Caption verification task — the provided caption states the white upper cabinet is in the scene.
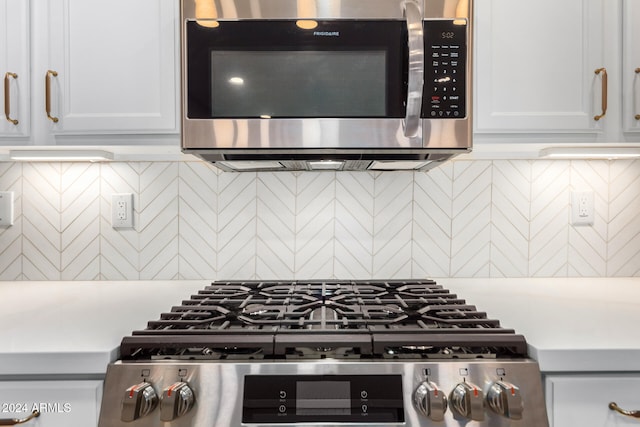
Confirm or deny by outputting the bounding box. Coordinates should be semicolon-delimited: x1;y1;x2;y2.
474;0;639;143
475;0;605;133
35;0;179;136
0;0;30;139
623;0;640;133
2;0;179;145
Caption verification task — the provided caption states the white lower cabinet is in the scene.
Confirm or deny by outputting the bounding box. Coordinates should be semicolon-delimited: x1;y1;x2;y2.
0;380;102;427
545;375;640;427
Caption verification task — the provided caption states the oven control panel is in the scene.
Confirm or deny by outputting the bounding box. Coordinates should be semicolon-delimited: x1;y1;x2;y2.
242;375;403;423
422;19;468;119
97;360;548;427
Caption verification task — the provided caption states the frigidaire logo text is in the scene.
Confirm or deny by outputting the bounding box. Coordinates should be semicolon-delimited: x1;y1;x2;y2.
313;31;340;37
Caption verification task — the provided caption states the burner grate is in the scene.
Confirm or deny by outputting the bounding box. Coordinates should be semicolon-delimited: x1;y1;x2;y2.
120;280;529;360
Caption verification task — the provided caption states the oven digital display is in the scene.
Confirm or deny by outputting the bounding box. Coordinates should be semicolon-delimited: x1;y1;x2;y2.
242;375;404;423
296;381;351;415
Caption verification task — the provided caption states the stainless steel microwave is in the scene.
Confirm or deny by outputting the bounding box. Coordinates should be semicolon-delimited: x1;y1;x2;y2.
180;0;472;171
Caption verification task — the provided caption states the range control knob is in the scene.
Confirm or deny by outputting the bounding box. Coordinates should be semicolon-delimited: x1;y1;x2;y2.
450;381;484;421
487;380;523;420
121;382;158;422
160;382;196;421
414;381;447;421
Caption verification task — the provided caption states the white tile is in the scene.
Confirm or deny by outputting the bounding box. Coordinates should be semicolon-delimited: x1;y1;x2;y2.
22;163;62;280
178;162;217;279
61;163;100;280
413;165;453;278
99;233;139;280
568;160;608;276
218;172;257;279
374;172;413;278
608;160;640;276
0;163;22;280
4;158;640;280
295;172;335;279
490;160;531;277
138;162;179;279
529;161;570;276
451;161;492;277
335;172;374;279
256;172;296;279
100;162;140;279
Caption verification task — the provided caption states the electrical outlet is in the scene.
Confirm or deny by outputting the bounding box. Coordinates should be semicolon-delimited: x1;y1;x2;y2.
111;193;134;229
571;190;594;226
0;192;14;227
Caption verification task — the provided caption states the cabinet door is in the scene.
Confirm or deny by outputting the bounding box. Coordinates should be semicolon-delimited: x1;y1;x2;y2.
0;0;29;139
33;0;178;137
475;0;606;133
545;375;640;427
623;0;640;134
0;380;102;427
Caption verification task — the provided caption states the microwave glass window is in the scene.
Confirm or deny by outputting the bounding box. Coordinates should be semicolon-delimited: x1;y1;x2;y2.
210;51;386;118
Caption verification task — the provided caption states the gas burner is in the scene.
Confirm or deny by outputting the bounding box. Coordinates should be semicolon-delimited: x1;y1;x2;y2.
150;346;266;361
120;280;528;360
383;345;497;359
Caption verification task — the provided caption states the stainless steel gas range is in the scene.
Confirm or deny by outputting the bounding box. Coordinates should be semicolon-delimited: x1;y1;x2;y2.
97;280;549;427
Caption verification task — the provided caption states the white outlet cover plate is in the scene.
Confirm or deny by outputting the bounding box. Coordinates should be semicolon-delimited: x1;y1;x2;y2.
0;192;14;226
111;193;134;229
571;190;594;226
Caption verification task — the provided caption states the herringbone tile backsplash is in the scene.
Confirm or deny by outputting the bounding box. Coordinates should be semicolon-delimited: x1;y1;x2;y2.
1;159;639;280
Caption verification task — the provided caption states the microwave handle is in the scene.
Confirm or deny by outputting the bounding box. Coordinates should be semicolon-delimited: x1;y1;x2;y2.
403;0;424;138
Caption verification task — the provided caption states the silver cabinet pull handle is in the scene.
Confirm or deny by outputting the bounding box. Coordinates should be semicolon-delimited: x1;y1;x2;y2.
403;0;424;138
0;410;40;425
635;68;640;120
4;72;19;125
45;69;59;123
594;67;608;121
609;402;640;419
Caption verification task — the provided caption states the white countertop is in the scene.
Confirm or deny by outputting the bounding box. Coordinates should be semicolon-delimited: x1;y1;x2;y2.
1;278;639;377
439;278;640;373
0;281;205;376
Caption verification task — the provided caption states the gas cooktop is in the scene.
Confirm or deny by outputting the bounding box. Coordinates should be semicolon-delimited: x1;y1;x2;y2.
99;279;548;427
120;279;527;360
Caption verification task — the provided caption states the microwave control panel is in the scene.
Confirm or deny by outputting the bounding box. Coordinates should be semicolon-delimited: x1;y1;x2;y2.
422;19;468;119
